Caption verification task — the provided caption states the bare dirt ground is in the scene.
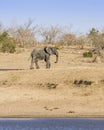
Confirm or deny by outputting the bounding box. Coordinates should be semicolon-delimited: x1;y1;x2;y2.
0;46;104;118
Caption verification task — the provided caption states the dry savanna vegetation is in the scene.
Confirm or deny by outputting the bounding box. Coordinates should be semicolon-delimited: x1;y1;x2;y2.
0;20;104;118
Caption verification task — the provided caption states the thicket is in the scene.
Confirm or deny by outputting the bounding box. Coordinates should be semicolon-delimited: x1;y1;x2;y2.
0;32;16;53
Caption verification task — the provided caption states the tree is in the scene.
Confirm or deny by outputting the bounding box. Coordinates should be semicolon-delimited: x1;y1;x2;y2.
0;32;16;53
87;28;99;47
39;25;62;44
87;28;104;49
7;19;37;47
58;33;76;46
0;22;4;34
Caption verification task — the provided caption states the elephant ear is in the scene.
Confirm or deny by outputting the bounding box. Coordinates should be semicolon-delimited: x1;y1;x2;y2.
44;47;52;55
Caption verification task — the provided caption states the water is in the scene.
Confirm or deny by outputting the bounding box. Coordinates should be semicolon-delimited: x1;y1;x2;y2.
0;118;104;130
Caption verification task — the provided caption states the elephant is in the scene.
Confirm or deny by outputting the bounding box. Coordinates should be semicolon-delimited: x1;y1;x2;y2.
30;46;59;69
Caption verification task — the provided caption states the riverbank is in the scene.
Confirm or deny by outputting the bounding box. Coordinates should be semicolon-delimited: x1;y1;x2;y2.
0;68;104;118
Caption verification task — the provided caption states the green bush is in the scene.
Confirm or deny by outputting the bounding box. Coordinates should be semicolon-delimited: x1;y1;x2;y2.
1;41;16;53
83;51;93;58
0;32;16;53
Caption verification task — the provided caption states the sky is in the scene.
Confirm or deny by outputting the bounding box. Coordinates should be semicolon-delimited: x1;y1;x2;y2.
0;0;104;34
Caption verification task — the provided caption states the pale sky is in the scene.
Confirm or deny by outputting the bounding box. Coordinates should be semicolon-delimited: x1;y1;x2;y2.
0;0;104;34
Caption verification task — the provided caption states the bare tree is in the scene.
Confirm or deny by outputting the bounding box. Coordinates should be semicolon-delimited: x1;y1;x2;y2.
16;19;38;47
39;25;62;44
58;33;76;46
7;19;38;47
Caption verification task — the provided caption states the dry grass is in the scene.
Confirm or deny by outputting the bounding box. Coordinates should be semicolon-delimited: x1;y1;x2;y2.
0;47;104;118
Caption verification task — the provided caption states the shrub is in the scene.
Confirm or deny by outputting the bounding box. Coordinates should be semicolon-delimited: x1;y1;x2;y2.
1;41;16;53
0;32;16;53
83;51;93;58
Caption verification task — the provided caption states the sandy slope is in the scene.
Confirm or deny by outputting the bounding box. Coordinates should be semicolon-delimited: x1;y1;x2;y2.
0;47;104;118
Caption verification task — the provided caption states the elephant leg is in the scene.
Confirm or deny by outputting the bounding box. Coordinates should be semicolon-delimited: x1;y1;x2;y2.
45;54;51;69
35;59;40;69
46;60;51;69
30;58;34;69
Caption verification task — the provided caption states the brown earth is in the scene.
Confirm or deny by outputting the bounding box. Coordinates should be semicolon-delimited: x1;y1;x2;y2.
0;47;104;118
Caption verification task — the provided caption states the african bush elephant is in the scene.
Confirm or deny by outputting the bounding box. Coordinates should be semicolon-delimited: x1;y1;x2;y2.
30;46;59;69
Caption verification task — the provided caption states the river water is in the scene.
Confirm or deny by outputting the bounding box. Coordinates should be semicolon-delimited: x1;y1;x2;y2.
0;118;104;130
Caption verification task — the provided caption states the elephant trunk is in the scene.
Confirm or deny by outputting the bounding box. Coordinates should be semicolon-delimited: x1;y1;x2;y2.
55;51;58;63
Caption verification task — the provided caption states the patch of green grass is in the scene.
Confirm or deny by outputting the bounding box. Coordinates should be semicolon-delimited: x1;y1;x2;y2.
83;51;93;58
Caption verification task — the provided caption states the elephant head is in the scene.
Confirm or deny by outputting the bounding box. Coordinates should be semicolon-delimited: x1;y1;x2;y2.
44;47;59;63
